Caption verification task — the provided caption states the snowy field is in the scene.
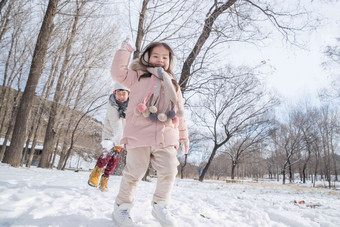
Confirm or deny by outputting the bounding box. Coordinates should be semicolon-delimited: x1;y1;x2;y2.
0;163;339;227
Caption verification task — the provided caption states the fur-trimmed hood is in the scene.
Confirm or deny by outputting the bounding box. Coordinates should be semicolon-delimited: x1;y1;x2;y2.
129;59;147;72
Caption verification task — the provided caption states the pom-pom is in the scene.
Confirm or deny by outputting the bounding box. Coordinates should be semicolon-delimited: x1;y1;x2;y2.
142;108;150;117
137;103;147;113
149;106;157;113
167;110;176;119
176;109;184;117
149;113;158;122
158;113;167;122
134;107;141;116
172;116;179;124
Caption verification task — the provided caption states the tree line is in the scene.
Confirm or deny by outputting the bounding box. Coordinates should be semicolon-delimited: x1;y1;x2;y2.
185;102;339;188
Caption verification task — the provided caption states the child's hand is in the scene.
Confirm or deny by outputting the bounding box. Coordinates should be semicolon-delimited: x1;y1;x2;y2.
177;140;189;155
101;140;114;151
177;143;185;156
121;37;135;52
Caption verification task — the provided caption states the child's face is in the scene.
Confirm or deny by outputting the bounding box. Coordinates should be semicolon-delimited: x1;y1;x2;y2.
149;45;170;70
114;90;129;103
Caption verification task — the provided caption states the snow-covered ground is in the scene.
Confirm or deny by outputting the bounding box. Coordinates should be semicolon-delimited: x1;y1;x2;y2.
0;163;339;227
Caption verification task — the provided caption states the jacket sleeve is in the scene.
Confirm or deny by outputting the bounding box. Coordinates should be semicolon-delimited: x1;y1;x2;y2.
177;88;190;154
102;103;122;145
111;48;137;88
109;107;124;146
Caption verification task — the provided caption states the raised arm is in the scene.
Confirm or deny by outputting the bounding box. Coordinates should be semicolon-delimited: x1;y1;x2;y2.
111;42;136;88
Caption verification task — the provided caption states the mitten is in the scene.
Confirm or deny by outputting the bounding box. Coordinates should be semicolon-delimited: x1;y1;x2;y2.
177;140;189;155
121;37;135;52
101;140;114;151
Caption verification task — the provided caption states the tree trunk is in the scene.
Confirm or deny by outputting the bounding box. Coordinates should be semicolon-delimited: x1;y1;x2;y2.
330;141;338;181
57;69;91;170
2;0;59;167
39;3;80;168
0;118;14;161
302;150;311;184
0;91;20;161
49;136;60;169
20;136;30;166
302;163;307;184
20;113;39;166
179;0;237;94
282;168;286;184
133;0;149;60
231;160;237;180
26;109;45;168
199;146;218;182
288;160;293;183
180;154;187;179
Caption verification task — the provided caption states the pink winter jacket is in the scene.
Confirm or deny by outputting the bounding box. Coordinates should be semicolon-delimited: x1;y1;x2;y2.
111;48;189;154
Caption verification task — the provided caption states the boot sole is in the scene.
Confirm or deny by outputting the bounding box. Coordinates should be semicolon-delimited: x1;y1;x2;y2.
88;181;98;187
152;210;176;227
112;213;136;227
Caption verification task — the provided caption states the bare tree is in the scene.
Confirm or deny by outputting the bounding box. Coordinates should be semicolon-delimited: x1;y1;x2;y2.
25;57;61;168
179;0;237;93
61;96;106;170
225;118;270;180
0;1;34;136
0;91;20;161
33;0;118;169
178;0;310;94
296;107;320;183
318;105;339;187
189;65;277;182
39;1;86;168
272;119;304;184
2;0;60;167
132;0;150;59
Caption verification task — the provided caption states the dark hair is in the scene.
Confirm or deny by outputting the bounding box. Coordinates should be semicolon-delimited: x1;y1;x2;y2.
115;89;129;93
138;42;179;91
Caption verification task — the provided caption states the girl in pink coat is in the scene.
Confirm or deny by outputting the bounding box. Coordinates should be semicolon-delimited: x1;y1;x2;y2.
111;41;189;227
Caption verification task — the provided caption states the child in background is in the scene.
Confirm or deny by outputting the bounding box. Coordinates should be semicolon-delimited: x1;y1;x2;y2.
88;84;130;191
110;40;189;227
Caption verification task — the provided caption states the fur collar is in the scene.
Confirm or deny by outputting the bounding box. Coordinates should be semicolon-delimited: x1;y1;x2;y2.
129;59;147;72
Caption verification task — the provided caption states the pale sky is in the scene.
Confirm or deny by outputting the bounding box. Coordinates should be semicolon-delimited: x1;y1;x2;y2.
225;0;340;104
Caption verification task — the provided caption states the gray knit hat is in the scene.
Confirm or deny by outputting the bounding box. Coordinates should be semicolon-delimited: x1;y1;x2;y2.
113;83;130;93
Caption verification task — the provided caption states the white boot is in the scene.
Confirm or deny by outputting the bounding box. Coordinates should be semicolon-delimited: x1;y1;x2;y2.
152;201;178;227
112;202;135;227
